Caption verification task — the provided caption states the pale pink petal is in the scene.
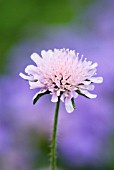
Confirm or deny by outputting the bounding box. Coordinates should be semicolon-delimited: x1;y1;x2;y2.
19;73;33;81
30;53;42;65
80;89;97;98
41;50;53;58
60;93;65;102
90;62;98;69
25;65;37;75
79;84;94;91
82;80;91;85
29;81;44;89
56;90;60;96
60;92;69;102
65;97;74;113
88;68;97;76
87;84;95;90
70;91;78;98
90;77;103;83
51;93;58;102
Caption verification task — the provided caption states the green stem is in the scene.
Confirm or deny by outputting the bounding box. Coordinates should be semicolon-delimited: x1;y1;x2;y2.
51;96;60;170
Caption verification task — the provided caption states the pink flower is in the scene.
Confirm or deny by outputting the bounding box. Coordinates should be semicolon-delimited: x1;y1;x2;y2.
19;48;103;113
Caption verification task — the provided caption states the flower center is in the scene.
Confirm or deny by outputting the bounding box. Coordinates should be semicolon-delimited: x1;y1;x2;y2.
50;74;73;92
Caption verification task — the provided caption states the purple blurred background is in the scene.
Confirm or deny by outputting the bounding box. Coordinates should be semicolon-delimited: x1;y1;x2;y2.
0;0;114;170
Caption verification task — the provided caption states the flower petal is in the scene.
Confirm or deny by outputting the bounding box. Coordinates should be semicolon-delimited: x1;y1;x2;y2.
19;72;33;81
80;90;97;98
51;93;58;102
60;92;69;102
90;62;98;69
88;68;97;76
31;53;42;65
82;80;91;85
70;91;78;98
60;93;65;102
79;84;95;91
90;77;103;83
41;50;53;58
25;65;37;75
65;97;74;113
29;81;44;89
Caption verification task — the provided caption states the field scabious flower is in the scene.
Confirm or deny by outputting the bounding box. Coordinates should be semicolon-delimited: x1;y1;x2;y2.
19;48;103;113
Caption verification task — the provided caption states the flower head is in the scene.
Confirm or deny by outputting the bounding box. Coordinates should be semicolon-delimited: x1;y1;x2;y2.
19;48;103;113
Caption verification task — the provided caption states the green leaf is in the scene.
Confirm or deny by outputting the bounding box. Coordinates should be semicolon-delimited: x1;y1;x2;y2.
71;98;76;109
76;90;90;99
33;91;50;105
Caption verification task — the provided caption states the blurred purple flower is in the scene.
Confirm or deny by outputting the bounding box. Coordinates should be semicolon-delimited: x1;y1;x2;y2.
0;73;112;168
58;96;112;167
0;76;54;133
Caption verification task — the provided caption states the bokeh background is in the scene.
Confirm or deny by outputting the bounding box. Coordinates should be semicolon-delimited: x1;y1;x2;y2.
0;0;114;170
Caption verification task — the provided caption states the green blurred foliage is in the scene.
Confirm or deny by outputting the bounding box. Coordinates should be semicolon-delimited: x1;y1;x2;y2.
0;0;73;73
0;0;95;74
